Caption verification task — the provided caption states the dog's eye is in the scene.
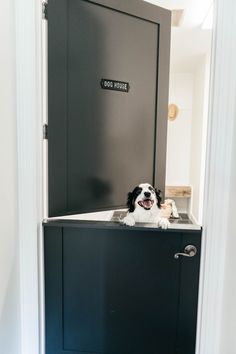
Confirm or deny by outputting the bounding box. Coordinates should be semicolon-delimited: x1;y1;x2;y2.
148;186;155;193
133;187;142;196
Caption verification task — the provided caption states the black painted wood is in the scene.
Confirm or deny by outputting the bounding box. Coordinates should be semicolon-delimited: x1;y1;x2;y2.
47;0;171;217
176;232;202;354
44;222;202;354
44;226;64;353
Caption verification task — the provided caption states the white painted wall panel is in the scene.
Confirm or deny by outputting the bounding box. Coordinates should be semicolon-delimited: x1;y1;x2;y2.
0;0;21;353
166;73;193;186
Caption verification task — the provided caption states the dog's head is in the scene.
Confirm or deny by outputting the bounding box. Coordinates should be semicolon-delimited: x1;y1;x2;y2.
126;183;162;212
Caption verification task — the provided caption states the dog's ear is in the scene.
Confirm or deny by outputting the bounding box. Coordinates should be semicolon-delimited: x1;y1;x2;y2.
127;186;142;212
155;188;162;209
127;191;135;212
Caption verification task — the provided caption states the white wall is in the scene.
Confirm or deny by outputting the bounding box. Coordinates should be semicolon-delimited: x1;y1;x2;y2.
0;0;21;353
189;61;205;222
166;55;210;221
166;73;193;186
189;54;210;224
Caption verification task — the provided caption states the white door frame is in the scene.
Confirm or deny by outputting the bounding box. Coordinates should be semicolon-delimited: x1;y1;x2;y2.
15;0;236;353
196;1;236;353
15;0;44;353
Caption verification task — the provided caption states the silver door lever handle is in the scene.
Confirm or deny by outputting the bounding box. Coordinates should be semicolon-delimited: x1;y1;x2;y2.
174;245;197;259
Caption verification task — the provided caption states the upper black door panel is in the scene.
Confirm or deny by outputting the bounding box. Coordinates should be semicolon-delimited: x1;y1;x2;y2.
47;0;171;216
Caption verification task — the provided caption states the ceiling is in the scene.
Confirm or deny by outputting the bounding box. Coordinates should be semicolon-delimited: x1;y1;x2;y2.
144;0;213;72
143;0;213;27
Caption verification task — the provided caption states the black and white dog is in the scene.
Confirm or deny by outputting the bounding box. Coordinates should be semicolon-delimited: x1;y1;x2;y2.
122;183;170;229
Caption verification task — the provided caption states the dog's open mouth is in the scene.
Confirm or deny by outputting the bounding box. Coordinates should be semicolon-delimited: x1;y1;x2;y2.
138;199;154;209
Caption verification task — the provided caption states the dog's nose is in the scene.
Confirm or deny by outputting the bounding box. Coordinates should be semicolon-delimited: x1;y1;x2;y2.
144;192;151;198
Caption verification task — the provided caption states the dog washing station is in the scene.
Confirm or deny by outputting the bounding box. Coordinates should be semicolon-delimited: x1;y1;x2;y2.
43;1;202;354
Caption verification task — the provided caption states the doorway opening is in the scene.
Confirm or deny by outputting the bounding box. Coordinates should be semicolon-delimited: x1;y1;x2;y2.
146;0;213;226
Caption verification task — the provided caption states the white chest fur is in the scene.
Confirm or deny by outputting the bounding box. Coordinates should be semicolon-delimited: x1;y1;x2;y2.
132;204;161;223
122;205;169;229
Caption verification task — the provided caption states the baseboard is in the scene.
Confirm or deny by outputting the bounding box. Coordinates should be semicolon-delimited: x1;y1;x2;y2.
189;212;200;226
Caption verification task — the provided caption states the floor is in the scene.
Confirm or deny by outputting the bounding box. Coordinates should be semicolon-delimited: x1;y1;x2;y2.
111;211;193;224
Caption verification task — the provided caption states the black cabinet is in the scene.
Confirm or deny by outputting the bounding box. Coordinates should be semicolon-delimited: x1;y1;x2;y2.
44;221;201;354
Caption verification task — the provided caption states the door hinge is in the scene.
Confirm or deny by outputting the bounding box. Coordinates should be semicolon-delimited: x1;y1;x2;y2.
42;1;48;20
43;124;48;139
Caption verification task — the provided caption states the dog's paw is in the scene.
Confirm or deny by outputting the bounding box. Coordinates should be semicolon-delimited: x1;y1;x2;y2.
158;217;170;229
122;215;135;227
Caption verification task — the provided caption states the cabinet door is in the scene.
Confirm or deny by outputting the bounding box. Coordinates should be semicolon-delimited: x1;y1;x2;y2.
47;0;171;217
44;223;201;354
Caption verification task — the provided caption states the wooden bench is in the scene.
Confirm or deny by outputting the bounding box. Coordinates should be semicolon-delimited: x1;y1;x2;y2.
165;186;192;198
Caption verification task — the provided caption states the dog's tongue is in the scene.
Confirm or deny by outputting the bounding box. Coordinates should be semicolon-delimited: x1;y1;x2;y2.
143;199;152;208
139;199;153;209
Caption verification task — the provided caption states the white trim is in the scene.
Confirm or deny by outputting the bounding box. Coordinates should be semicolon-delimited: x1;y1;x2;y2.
198;51;211;226
15;0;236;353
40;16;48;354
189;212;199;227
196;0;236;353
15;0;43;353
42;12;49;220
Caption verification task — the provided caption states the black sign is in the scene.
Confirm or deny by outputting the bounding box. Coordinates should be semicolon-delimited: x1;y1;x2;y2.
100;79;130;93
